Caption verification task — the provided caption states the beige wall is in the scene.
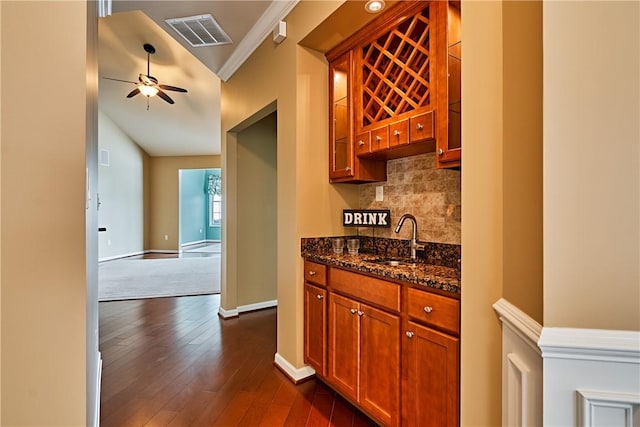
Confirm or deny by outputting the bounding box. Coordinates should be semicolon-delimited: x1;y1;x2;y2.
148;155;220;251
543;1;640;330
237;112;278;306
460;1;504;425
221;0;359;366
502;0;543;323
1;1;89;424
0;1;3;420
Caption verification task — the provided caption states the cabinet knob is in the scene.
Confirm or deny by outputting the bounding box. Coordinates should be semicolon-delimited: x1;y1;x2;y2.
406;331;414;338
316;294;324;300
358;140;365;146
393;130;401;137
416;123;424;130
345;166;351;172
375;136;382;142
423;306;434;314
350;308;357;314
357;310;364;317
308;271;316;276
438;148;444;156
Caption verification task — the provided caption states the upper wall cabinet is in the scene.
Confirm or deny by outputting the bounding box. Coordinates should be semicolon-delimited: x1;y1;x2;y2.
326;0;461;182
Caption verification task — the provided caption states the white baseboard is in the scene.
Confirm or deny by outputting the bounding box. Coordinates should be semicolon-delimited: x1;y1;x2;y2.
99;251;145;262
218;300;277;319
274;352;316;383
218;306;239;319
92;352;102;427
239;299;277;313
146;249;179;254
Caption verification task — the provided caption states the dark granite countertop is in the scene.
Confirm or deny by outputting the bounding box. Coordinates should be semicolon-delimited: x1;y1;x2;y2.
302;250;461;295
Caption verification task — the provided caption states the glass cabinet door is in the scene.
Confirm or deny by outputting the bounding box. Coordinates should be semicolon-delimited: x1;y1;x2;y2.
329;52;354;179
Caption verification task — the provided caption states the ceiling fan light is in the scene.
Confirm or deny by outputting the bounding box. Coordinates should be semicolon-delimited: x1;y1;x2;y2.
139;85;158;97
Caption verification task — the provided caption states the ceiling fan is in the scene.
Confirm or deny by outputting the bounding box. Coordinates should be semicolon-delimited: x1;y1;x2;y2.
104;43;188;110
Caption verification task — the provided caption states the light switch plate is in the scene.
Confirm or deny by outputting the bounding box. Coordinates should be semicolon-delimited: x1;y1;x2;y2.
375;186;384;201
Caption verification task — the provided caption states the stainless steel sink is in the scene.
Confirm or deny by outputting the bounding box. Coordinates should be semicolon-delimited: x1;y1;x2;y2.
370;258;416;267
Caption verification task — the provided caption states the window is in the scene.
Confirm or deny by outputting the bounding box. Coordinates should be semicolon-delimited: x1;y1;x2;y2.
209;193;221;226
207;174;222;226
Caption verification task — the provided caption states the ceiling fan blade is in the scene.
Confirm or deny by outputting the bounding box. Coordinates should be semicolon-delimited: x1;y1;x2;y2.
126;88;141;98
103;77;137;84
156;89;175;104
159;84;188;93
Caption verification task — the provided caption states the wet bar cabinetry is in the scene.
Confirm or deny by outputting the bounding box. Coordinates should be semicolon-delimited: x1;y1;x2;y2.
303;260;460;426
326;1;462;183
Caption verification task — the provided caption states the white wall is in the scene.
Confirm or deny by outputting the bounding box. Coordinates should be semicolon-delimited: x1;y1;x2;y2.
98;110;146;260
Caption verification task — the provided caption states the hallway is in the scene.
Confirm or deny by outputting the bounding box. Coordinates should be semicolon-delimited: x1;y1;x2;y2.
99;295;377;426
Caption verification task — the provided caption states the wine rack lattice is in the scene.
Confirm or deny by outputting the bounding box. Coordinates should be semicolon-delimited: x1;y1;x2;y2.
361;5;431;127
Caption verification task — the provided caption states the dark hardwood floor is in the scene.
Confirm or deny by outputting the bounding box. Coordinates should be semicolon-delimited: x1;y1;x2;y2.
99;294;377;426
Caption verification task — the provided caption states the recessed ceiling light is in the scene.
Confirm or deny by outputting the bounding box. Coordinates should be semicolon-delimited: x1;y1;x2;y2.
365;0;386;13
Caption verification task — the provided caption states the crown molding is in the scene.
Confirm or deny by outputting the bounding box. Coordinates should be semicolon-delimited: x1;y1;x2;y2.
217;0;300;81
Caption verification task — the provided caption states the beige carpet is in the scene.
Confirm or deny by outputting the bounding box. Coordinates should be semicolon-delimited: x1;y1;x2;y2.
99;255;220;301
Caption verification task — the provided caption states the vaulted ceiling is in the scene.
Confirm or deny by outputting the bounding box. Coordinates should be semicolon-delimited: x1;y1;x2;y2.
98;1;297;156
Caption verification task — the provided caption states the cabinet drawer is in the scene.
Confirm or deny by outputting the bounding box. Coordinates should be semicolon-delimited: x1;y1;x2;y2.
355;131;370;156
409;110;435;143
305;261;327;287
370;126;389;152
389;119;409;147
407;288;459;335
330;268;400;312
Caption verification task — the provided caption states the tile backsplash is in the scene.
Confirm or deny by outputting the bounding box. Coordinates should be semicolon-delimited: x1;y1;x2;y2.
357;152;461;245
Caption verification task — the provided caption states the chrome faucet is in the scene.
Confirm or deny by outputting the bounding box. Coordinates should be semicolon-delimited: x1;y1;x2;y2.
394;213;426;262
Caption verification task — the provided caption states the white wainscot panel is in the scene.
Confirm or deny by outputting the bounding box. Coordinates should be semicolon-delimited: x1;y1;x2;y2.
578;390;640;427
539;328;640;427
494;298;543;427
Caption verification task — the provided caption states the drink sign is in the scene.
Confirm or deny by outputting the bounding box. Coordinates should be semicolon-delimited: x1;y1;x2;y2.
343;209;391;228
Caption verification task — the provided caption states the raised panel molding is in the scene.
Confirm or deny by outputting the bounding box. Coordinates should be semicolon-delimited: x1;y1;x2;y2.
577;390;640;427
506;353;530;426
493;298;543;427
539;327;640;426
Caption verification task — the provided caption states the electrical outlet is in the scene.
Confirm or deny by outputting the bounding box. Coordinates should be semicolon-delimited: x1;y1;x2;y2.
164;235;169;241
199;228;203;233
375;186;384;202
107;239;111;246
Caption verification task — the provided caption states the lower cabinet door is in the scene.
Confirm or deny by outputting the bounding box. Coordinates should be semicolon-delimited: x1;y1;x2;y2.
404;321;459;427
328;292;359;400
360;303;401;426
304;283;326;376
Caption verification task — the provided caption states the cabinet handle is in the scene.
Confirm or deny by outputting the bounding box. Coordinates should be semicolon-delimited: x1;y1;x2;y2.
406;331;414;338
357;310;364;317
393;130;401;136
375;136;382;142
308;271;316;276
358;140;365;146
423;306;434;314
350;308;357;314
438;148;444;156
416;123;423;130
316;294;324;300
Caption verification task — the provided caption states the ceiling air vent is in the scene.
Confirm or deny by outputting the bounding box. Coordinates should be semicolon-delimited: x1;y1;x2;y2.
165;14;232;47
